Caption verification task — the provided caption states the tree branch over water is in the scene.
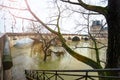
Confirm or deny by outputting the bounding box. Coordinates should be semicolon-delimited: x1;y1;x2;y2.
24;0;103;69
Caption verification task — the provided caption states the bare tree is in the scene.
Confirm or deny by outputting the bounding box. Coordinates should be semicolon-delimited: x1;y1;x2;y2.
23;0;103;70
60;0;120;76
72;10;107;66
0;0;113;76
27;21;60;61
0;0;105;69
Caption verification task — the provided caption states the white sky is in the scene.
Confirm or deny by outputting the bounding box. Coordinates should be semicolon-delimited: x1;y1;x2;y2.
0;0;107;34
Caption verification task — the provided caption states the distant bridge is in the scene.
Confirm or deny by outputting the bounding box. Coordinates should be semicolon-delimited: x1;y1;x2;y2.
6;32;89;47
6;33;88;40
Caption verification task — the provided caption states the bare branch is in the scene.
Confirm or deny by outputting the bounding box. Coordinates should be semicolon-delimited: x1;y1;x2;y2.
60;0;80;5
70;9;99;15
75;46;95;50
78;0;107;16
9;11;38;22
75;45;107;50
56;1;61;33
98;46;107;49
61;0;107;16
0;5;27;10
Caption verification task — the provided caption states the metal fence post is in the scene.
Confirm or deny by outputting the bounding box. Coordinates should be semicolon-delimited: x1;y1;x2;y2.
43;71;45;80
36;71;39;80
85;71;88;80
55;71;58;80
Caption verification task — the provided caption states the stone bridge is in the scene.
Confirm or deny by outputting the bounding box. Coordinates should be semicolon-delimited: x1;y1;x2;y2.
6;33;86;47
6;33;83;41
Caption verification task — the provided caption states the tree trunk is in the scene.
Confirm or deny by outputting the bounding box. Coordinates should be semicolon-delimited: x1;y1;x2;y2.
105;0;120;76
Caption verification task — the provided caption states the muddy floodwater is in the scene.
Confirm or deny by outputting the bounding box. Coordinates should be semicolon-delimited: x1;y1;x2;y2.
11;40;106;80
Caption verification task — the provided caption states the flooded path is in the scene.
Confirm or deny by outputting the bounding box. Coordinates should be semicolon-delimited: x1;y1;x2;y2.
11;47;39;80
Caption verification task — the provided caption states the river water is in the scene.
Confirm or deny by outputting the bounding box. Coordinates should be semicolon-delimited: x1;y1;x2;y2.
11;39;107;80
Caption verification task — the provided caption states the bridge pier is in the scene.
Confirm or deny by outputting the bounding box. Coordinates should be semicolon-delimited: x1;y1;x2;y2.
0;34;13;80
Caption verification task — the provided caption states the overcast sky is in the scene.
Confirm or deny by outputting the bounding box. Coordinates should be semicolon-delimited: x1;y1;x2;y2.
0;0;107;34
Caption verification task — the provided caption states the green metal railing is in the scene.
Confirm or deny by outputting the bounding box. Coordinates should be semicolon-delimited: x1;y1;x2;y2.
25;68;120;80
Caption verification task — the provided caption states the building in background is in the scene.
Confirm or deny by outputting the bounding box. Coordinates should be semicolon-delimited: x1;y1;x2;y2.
90;20;108;39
